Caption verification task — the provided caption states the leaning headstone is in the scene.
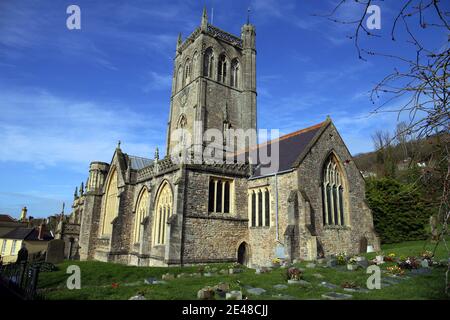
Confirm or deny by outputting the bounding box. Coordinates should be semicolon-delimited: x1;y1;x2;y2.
247;288;266;296
45;239;65;264
321;292;353;300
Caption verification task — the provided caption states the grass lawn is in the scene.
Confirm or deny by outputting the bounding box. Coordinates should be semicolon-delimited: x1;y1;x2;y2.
37;239;449;300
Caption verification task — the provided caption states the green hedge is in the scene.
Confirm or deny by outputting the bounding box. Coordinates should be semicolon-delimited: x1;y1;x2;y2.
366;178;430;244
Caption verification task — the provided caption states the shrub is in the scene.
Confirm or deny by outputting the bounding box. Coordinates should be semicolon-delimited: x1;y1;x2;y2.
366;178;430;244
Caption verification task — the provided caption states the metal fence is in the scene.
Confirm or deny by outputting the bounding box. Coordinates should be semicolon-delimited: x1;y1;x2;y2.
0;262;40;300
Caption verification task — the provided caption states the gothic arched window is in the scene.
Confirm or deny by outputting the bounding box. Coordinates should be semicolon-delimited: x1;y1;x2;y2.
152;182;173;245
203;48;214;78
133;187;149;244
217;54;227;83
230;59;239;88
184;59;191;85
100;168;118;236
322;154;346;226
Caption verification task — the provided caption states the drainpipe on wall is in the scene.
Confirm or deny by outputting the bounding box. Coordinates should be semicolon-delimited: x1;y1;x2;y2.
275;173;279;242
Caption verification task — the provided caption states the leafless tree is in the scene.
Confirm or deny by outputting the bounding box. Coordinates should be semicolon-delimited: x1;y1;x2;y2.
396;121;410;159
316;0;449;295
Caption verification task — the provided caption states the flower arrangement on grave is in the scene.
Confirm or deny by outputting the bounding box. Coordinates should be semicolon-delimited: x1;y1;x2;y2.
111;282;119;289
387;265;405;276
421;250;433;261
341;281;358;289
286;267;303;281
384;252;396;262
398;256;420;270
336;252;347;265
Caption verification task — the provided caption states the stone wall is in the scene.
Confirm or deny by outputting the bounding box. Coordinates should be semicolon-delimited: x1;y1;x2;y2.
247;172;296;267
297;122;380;256
180;168;249;263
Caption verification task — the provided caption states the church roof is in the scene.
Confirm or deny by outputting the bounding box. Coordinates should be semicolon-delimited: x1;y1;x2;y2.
128;155;153;170
250;120;329;178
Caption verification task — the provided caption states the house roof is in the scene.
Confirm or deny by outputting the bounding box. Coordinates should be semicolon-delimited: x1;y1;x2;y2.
0;214;17;223
1;227;53;241
250;120;329;178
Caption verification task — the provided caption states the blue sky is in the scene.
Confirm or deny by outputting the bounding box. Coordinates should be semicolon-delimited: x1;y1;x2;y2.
0;0;447;218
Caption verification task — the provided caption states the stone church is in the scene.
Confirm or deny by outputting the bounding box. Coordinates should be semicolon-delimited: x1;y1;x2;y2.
67;9;380;267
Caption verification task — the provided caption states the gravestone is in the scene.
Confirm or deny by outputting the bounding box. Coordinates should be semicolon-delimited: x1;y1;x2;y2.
274;284;288;290
320;281;338;289
247;287;266;296
45;239;65;264
322;292;353;300
226;291;242;300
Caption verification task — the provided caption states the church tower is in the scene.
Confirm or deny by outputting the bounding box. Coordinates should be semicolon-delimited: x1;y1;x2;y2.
165;8;257;160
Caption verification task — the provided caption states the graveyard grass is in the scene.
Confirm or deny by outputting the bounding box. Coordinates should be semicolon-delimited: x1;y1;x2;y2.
37;239;450;300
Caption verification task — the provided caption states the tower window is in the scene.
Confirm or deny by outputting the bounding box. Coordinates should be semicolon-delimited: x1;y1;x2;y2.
184;59;191;85
217;54;227;83
248;187;271;227
203;48;214;78
322;154;346;226
208;177;233;214
231;59;239;88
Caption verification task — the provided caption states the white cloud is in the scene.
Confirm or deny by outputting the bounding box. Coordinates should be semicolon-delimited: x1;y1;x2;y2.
0;88;165;170
143;71;173;92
